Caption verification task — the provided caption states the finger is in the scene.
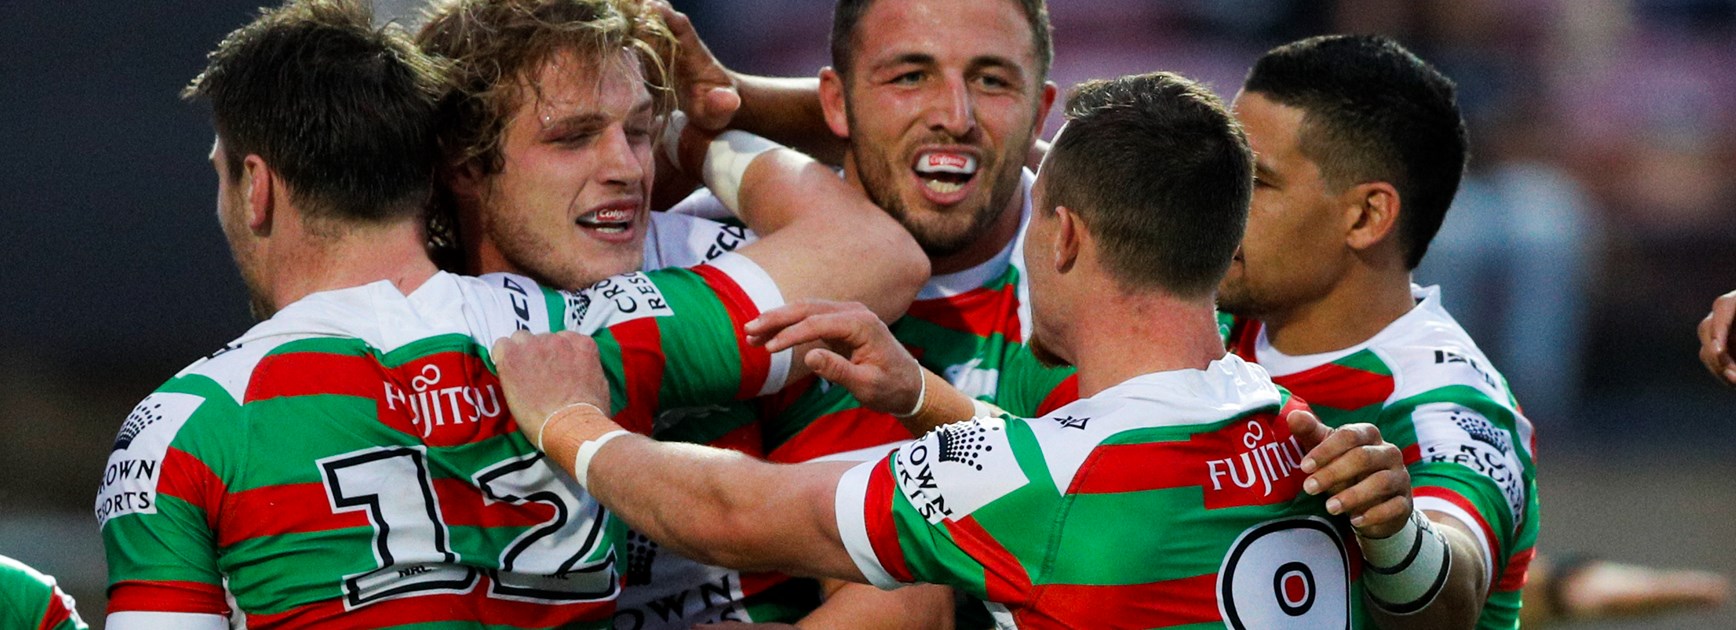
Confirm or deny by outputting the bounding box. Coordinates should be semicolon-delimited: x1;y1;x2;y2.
744;300;848;338
760;310;879;354
1300;423;1382;487
1286;409;1332;461
804;348;875;387
1348;495;1414;537
1327;468;1409;517
1309;442;1399;497
696;85;742;130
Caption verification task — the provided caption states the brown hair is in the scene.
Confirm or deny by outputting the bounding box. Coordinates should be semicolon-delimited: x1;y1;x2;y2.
829;0;1053;80
184;0;447;224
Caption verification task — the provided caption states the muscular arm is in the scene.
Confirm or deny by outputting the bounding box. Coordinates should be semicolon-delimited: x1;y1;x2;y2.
1366;513;1488;630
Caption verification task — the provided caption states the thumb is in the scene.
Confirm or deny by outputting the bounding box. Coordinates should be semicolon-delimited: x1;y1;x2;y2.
694;87;742;131
1287;409;1332;452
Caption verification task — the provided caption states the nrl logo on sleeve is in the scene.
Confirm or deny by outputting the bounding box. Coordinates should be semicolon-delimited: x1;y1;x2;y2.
561;290;592;330
97;392;204;527
895;418;1027;524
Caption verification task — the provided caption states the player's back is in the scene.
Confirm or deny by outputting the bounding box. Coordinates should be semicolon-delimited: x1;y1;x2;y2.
838;355;1364;629
100;273;620;629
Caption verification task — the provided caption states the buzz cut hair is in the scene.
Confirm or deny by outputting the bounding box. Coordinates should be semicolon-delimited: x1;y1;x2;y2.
828;0;1053;80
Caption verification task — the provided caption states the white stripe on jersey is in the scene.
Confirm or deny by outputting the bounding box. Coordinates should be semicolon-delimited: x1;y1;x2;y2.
1415;496;1496;591
706;252;792;396
107;612;229;630
834;459;901;590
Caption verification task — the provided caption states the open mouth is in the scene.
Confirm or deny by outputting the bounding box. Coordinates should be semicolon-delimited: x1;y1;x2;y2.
576;206;636;235
912;150;978;197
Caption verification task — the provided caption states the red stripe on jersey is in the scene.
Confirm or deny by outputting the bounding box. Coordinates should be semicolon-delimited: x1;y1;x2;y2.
1226;317;1261;358
1415;486;1503;561
691;263;772;399
243;574;610;629
767;408;911;464
1034;375;1080;416
217;481;368;547
432;478;553;529
107;580;229;616
38;585;73;630
1401;443;1422;465
1271;363;1394;412
248;350;517;448
1026;573;1221;628
245;351;379;402
864;459;914;583
738;571;790;599
1068;410;1308;510
608;318;665;435
904;283;1023;342
943;516;1033;604
1495;546;1536;592
157;447;226;530
703;419;765;456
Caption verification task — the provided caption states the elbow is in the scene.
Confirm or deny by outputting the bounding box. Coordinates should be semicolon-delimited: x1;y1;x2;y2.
853;211;930;321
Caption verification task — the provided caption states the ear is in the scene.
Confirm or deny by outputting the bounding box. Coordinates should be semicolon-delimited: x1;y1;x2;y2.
1032;81;1059;138
1343;181;1401;252
819;67;851;140
1052;204;1082;274
445;159;486;206
242;154;274;235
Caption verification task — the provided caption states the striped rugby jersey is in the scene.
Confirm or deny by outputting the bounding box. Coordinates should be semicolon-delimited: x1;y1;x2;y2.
97;255;789;629
836;355;1364;629
1228;285;1539;629
0;555;87;630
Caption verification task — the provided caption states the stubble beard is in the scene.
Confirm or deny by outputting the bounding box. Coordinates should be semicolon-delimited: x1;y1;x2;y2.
849;111;1033;259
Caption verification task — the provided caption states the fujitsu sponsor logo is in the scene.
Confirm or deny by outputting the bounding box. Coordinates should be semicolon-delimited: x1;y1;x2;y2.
383;363;505;438
1205;416;1307;504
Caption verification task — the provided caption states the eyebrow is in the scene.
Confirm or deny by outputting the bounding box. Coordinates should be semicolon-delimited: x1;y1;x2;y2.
541;98;656;133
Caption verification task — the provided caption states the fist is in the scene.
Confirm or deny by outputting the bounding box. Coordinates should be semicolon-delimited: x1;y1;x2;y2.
491;331;612;446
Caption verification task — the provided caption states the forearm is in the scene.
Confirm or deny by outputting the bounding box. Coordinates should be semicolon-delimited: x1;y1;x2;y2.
541;413;859;579
1368;513;1488;629
896;369;982;436
799;579;955;630
731;73;845;166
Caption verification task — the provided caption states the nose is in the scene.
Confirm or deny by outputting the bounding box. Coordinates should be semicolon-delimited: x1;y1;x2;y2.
598;126;644;188
925;75;977;139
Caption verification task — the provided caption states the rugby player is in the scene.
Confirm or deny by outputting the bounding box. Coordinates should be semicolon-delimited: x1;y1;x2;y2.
96;0;923;627
1218;35;1534;628
0;555;86;629
494;71;1414;629
413;0;941;624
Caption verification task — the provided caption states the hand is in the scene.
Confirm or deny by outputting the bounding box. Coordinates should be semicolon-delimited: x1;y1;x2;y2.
745;300;923;415
1527;557;1730;625
1698;290;1736;386
694;624;799;630
1287;410;1412;538
491;331;612;446
648;1;740;131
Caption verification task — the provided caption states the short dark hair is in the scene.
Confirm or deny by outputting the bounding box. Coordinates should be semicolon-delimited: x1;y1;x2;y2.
829;0;1053;80
1042;72;1252;298
183;0;446;224
1243;34;1468;269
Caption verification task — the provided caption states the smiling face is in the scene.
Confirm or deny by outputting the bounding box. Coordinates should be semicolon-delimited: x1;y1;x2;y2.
464;48;654;289
1217;91;1351;320
834;0;1049;259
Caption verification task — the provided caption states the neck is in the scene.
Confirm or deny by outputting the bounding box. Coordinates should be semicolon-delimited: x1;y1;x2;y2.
267;219;439;311
1263;263;1415;357
1067;289;1227;398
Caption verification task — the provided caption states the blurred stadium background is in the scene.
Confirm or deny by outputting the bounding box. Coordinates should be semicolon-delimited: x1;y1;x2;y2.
2;0;1731;626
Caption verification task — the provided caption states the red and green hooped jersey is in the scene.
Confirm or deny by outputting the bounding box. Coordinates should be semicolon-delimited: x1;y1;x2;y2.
1228;285;1539;629
835;356;1366;629
0;555;87;630
759;171;1078;465
97;255;789;629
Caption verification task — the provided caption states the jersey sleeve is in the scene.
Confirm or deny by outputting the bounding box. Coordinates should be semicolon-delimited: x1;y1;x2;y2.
834;417;1052;602
551;252;792;436
1385;388;1535;588
993;344;1078;417
0;556;88;630
97;374;241;618
665;188;736;221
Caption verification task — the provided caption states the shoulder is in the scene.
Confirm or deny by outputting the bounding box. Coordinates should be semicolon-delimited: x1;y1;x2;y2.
890;417;1037;524
644;211;755;270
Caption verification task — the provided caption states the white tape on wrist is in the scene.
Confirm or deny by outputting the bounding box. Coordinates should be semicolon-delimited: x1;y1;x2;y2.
702;130;781;215
572;430;630;487
537;402;604;453
892;363;927;418
1360;510;1453;615
660;110;689;171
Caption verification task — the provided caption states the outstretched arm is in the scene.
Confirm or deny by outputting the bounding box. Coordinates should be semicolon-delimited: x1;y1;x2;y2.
492;330;866;581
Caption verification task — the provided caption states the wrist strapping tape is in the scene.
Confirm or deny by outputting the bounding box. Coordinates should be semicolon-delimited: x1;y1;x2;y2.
702;130;780;215
573;430;629;487
893;363;928;418
537;402;604;453
1360;510;1453;615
